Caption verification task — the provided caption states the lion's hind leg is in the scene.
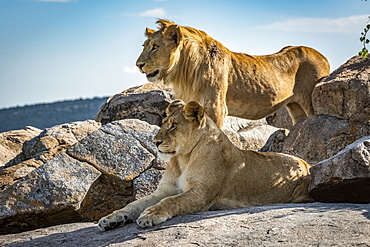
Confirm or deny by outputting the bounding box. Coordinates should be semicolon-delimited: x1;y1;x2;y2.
285;102;309;125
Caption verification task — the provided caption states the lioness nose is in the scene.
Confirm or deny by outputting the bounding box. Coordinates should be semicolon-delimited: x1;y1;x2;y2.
136;63;145;69
153;141;163;148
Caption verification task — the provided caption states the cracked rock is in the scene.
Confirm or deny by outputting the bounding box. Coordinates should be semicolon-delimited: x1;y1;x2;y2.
309;136;370;203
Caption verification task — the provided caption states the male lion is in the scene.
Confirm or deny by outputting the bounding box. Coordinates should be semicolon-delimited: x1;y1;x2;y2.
136;19;330;127
98;100;314;231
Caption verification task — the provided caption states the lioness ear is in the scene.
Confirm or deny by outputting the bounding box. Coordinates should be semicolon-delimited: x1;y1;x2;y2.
166;100;185;116
184;101;204;123
145;28;155;38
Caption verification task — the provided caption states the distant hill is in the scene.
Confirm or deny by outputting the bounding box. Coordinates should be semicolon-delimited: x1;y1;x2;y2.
0;97;109;133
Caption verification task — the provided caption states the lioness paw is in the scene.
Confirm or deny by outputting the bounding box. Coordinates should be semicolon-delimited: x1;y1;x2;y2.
98;212;129;231
137;206;172;228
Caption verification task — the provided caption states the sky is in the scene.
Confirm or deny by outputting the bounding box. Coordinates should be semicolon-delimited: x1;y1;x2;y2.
0;0;369;109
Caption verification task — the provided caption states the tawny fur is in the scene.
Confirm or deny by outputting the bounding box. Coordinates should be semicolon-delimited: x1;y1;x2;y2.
98;100;314;231
136;19;330;127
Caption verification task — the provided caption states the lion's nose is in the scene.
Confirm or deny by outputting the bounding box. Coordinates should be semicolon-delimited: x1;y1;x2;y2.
153;141;163;148
136;63;145;70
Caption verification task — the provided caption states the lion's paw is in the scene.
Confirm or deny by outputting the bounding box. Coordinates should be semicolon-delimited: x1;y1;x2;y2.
137;206;172;228
98;211;129;231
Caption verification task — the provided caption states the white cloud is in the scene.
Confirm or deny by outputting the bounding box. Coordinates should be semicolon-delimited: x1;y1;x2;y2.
259;15;369;33
123;66;140;74
139;8;167;18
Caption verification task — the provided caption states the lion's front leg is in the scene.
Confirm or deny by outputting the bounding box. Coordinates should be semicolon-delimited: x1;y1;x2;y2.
202;80;228;128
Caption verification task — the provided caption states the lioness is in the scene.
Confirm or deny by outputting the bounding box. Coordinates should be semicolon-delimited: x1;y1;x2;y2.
136;19;330;127
98;100;314;231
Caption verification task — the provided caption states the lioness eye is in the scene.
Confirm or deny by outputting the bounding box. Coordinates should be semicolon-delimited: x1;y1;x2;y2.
151;45;158;51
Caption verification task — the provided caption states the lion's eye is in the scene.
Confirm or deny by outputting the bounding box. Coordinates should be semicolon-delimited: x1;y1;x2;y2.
151;45;158;51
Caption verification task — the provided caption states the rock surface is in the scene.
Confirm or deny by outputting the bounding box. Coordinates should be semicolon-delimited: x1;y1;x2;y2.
1;203;369;247
0;126;41;167
19;120;102;166
222;117;280;151
260;129;290;153
0;153;101;235
0;119;162;234
309;136;370;203
95;83;174;126
312;55;370;124
281;114;370;164
266;106;293;130
0;120;101;193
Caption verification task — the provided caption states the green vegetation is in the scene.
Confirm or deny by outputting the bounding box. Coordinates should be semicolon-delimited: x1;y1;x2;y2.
359;0;370;58
0;97;108;133
359;22;370;58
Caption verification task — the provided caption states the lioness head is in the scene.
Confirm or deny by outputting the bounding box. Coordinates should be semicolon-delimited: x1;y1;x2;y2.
153;100;205;161
136;19;180;83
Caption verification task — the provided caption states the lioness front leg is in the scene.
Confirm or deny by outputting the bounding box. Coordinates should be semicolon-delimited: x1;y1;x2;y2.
98;208;130;231
137;188;208;228
98;189;170;231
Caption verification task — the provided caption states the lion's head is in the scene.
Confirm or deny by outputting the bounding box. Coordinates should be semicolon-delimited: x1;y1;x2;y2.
136;19;216;88
153;100;206;161
135;19;181;83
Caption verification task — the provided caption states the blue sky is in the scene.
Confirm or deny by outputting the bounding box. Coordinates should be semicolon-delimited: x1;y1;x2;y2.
0;0;368;109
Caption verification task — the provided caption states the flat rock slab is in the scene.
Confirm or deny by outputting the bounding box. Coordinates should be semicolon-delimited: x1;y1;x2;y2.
2;203;369;246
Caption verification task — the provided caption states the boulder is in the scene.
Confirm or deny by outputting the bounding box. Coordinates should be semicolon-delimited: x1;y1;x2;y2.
0;158;43;192
95;83;174;126
223;117;280;151
0;120;101;193
68;119;164;217
0;119;163;234
2;203;369;246
19;119;102;165
312;55;370;124
309;136;370;203
0;153;101;234
281;115;370;164
260;129;290;153
68;120;159;181
0;126;41;167
266;106;293;130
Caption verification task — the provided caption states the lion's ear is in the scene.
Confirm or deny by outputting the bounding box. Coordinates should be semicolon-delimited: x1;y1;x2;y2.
145;28;155;38
156;19;176;29
184;101;204;123
166;100;185;116
162;25;181;46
